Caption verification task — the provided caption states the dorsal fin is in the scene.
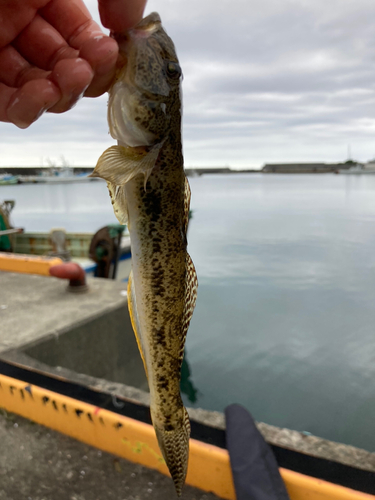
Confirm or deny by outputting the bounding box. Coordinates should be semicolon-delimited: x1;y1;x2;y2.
178;252;198;366
183;177;191;235
127;270;148;377
177;176;197;366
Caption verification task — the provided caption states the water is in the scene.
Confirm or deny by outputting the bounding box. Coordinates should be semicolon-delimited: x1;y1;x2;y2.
0;180;119;232
2;174;375;451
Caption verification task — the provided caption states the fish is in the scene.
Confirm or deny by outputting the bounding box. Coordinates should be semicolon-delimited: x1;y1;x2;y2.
89;12;198;496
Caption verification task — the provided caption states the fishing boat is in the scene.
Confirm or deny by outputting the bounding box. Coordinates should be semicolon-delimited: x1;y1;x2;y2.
339;161;375;174
11;229;131;281
0;174;18;185
0;200;131;281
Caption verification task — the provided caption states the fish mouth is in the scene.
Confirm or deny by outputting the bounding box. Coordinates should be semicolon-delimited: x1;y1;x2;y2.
111;12;161;45
135;12;161;32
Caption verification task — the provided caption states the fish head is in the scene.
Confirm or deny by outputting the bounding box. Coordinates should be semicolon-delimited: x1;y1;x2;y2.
108;12;182;148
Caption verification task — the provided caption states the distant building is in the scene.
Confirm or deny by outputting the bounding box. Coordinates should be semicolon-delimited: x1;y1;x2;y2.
262;162;358;173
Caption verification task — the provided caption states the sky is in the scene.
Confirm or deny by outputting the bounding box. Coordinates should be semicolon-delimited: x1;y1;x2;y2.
2;0;375;169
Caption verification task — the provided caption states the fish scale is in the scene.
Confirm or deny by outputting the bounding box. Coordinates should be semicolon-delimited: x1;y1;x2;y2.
90;12;198;496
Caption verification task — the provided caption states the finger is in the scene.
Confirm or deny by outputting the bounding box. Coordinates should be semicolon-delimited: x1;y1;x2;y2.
0;45;50;88
4;79;61;128
0;0;49;47
41;0;118;95
12;14;79;71
47;57;93;113
79;36;118;97
98;0;147;31
0;83;16;123
40;0;103;44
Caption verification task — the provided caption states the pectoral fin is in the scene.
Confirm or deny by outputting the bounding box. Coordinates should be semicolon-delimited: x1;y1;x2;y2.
89;144;161;186
127;270;148;377
90;144;161;223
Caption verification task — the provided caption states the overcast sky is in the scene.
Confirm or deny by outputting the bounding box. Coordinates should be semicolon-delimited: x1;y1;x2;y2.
2;0;375;169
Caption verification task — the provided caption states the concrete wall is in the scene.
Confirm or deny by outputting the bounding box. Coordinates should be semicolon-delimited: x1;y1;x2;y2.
23;304;148;392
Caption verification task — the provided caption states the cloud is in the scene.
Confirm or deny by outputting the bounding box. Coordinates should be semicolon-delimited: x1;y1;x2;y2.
1;0;375;167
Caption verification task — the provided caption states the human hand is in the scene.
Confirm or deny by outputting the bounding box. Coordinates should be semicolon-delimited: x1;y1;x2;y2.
0;0;147;129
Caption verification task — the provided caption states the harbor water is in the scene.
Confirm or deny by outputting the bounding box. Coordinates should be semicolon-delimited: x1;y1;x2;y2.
2;173;375;452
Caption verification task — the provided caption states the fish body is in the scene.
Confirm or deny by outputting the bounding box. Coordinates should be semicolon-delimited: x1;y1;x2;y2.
90;13;197;496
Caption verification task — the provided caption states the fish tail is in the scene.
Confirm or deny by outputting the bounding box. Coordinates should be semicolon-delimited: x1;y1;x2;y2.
154;407;190;496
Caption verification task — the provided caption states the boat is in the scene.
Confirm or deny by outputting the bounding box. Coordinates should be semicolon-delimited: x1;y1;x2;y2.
11;229;132;281
363;160;375;173
339;162;375;174
0;200;131;281
14;166;102;184
17;174;101;184
0;174;18;185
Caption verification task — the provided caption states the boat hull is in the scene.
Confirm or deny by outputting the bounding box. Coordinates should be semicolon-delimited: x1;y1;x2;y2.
12;231;132;281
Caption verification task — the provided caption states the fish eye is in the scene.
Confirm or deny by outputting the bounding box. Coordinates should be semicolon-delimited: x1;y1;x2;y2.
166;61;182;79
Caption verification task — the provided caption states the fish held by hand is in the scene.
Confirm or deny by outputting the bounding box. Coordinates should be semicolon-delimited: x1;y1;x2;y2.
91;12;198;496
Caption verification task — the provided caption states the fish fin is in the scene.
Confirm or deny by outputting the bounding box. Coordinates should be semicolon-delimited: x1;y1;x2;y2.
183;176;191;235
89;145;161;186
106;182;128;225
178;253;198;365
127;270;148;377
154;407;190;497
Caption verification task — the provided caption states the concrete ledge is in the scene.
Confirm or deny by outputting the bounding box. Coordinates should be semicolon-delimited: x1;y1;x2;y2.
3;350;375;476
1;271;374;479
0;272;129;352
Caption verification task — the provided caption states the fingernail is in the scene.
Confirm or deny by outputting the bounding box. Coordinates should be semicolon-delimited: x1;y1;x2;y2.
7;98;30;129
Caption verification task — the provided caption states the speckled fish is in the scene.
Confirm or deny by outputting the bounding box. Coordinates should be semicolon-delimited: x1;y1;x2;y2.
89;12;198;496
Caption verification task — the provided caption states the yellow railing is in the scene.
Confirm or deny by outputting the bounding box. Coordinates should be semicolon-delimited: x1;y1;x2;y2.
0;373;373;500
0;252;62;276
